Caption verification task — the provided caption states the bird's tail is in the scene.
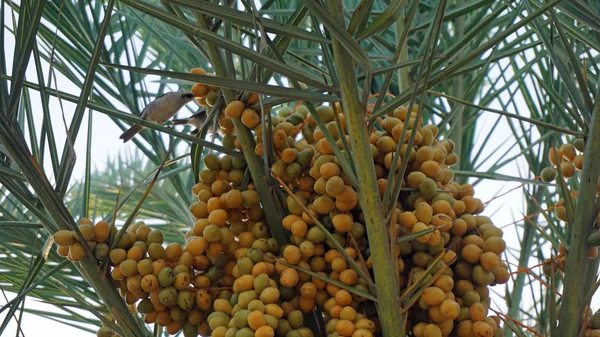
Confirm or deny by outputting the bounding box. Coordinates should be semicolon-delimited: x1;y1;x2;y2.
171;118;189;126
120;124;144;142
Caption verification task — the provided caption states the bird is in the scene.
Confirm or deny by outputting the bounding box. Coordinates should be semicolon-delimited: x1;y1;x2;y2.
171;109;209;136
119;90;195;142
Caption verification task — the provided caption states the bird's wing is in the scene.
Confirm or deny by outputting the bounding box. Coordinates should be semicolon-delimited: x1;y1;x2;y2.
139;93;168;119
138;105;150;119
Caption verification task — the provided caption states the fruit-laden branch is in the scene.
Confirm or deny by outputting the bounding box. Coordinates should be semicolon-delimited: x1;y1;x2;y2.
557;94;600;335
324;1;404;336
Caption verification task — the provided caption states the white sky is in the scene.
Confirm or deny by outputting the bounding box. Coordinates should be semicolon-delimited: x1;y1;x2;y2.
1;3;599;337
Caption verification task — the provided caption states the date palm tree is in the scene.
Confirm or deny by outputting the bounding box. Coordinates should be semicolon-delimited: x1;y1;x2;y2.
1;0;599;336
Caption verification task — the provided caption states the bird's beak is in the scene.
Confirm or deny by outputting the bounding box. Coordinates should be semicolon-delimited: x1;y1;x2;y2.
185;93;195;99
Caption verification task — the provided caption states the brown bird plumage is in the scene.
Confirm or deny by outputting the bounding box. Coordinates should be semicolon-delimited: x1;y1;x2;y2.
120;90;195;142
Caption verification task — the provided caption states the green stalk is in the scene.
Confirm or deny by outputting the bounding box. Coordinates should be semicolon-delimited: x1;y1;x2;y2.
394;12;410;93
233;120;288;244
447;0;464;177
557;95;600;336
77;260;149;337
194;12;288;244
325;1;403;336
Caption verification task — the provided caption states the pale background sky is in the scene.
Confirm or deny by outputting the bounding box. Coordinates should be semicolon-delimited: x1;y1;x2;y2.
1;3;599;337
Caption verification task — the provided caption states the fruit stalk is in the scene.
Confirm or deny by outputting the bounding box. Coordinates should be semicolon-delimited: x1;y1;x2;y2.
232;120;289;244
325;1;404;336
558;95;600;336
394;13;410;93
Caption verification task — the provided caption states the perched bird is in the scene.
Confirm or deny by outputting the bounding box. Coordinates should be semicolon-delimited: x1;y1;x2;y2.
120;90;195;142
172;109;208;136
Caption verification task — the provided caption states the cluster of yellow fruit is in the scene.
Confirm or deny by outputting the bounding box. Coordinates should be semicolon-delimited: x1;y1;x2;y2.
54;70;512;336
190;68;224;108
178;151;380;337
53;219;113;262
541;140;584;228
539;139;600;266
213;98;510;337
190;67;261;135
539;139;585;183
